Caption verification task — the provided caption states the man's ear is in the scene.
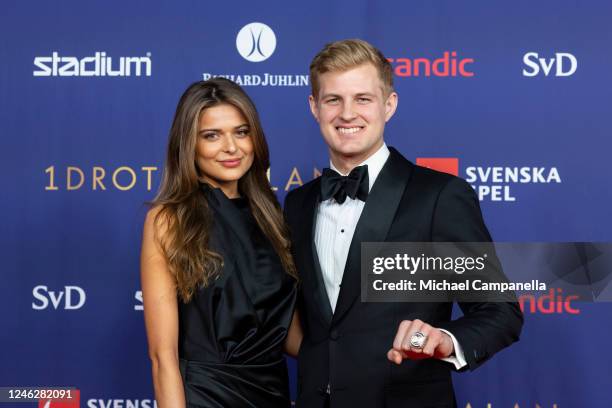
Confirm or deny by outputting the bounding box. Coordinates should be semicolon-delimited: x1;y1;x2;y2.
308;95;320;123
384;91;398;122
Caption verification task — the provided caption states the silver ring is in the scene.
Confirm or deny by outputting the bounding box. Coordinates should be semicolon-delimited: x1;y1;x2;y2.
409;332;427;349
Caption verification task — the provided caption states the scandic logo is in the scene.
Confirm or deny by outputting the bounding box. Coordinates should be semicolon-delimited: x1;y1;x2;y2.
387;51;474;77
416;157;562;202
519;289;580;314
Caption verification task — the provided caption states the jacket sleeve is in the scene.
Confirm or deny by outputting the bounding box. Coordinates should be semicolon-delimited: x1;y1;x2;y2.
432;177;524;371
283;189;296;230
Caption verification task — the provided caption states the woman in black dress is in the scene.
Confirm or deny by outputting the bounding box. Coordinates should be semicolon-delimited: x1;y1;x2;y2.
141;78;302;407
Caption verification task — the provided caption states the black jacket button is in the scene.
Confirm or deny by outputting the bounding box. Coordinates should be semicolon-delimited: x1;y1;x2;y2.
330;329;339;340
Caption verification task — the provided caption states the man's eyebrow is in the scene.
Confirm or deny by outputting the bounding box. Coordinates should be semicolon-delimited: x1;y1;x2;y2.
320;92;377;99
320;93;341;99
355;92;376;97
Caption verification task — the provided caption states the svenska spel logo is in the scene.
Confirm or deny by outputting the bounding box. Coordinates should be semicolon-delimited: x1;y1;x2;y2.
38;390;80;408
416;158;459;176
236;22;276;62
415;157;562;202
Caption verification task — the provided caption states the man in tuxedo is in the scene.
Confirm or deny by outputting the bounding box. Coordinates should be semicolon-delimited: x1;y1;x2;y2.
283;39;523;408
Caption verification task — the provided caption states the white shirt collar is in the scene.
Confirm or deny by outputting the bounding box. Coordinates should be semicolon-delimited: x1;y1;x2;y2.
329;143;390;192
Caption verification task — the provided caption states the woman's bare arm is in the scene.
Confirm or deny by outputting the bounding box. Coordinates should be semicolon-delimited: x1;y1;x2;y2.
141;207;186;408
284;309;303;357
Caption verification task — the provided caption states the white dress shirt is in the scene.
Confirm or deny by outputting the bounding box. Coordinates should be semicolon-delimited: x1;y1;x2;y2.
314;143;467;370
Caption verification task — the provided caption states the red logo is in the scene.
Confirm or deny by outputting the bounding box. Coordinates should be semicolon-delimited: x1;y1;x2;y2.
38;390;80;408
387;52;474;77
416;158;459;176
519;289;580;314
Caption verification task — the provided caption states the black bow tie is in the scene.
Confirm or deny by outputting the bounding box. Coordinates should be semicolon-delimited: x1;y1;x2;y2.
320;165;369;204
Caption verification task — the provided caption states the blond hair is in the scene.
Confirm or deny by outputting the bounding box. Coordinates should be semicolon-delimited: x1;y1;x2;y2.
309;39;394;99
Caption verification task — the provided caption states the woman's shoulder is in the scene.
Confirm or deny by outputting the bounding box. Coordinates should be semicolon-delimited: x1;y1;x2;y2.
144;204;173;242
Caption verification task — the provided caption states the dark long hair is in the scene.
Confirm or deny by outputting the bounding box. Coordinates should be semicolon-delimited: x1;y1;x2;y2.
151;78;296;303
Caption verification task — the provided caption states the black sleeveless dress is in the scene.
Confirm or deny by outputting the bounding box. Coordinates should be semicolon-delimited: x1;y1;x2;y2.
178;185;297;407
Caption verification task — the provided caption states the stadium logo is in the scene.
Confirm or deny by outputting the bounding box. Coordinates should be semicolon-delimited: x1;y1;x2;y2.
522;52;577;77
416;157;561;202
33;52;152;77
32;285;86;310
236;22;276;62
387;51;475;77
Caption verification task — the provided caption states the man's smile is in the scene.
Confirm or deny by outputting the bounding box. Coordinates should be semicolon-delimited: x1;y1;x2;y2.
336;126;364;135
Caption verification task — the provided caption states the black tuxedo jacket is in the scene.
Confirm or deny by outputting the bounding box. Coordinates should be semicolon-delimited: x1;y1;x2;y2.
283;147;523;408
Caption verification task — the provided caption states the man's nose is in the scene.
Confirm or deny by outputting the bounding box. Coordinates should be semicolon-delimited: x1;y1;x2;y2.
340;102;357;121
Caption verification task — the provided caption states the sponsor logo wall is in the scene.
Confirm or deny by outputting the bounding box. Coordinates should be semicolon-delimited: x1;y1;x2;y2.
2;1;611;407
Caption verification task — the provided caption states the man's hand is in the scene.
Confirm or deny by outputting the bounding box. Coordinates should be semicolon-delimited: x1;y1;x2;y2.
387;319;454;364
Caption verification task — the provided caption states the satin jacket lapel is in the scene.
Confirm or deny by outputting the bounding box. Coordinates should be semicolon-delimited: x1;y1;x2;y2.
299;180;334;326
332;148;413;324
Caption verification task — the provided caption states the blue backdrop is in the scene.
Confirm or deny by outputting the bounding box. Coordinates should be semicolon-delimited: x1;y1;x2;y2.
2;1;611;407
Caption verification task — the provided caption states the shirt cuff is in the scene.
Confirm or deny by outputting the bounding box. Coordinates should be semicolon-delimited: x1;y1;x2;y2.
438;329;467;370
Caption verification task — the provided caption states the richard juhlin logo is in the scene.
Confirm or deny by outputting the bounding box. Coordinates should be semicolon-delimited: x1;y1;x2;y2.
236;22;276;62
203;22;307;86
